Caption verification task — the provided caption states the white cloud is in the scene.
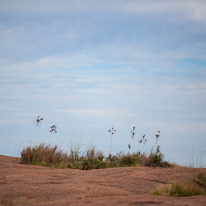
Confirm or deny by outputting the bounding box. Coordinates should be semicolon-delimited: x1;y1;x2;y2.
55;109;129;117
0;108;28;111
1;0;205;24
0;55;97;74
126;0;206;23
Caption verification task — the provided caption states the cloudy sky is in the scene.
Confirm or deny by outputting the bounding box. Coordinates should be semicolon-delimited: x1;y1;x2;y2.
0;0;206;167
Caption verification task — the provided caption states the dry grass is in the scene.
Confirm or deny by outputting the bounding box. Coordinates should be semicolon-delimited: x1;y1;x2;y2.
150;181;206;197
20;143;173;169
150;170;206;197
20;143;69;167
0;197;39;204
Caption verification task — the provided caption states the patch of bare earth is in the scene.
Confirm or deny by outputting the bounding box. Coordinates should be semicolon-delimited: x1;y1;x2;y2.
0;155;206;206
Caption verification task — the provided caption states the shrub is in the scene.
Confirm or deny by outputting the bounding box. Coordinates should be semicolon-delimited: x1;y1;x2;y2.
120;153;141;166
193;171;206;188
148;146;164;166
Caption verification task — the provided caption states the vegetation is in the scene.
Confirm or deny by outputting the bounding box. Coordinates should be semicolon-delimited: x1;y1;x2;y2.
20;118;172;169
193;170;206;188
20;143;68;168
0;197;39;204
150;181;206;197
20;142;173;169
18;118;206;198
150;170;206;197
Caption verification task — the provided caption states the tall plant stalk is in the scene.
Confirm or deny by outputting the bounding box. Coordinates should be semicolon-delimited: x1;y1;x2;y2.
155;131;160;153
34;116;43;149
131;127;135;154
49;125;57;147
108;125;116;156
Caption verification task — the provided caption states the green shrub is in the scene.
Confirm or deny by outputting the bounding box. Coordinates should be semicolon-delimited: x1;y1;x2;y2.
149;146;164;166
120;153;141;166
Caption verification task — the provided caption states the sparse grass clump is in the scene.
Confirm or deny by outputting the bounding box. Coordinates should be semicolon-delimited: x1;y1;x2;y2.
150;171;206;197
20;143;69;167
150;181;206;197
0;197;39;204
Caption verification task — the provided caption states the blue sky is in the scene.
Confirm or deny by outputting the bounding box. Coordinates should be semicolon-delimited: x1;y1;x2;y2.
0;0;206;167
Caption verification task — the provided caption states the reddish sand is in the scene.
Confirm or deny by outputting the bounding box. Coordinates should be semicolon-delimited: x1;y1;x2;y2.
0;155;206;206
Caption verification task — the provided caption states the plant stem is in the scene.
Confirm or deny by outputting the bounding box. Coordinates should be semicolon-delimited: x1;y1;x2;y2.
36;125;38;149
110;132;112;156
49;133;52;148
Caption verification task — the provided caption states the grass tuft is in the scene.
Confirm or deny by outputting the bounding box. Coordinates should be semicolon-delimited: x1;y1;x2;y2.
20;143;68;167
0;197;38;204
150;171;206;197
150;181;206;197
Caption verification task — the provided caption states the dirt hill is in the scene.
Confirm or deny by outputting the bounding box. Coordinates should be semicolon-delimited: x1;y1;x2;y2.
0;155;206;206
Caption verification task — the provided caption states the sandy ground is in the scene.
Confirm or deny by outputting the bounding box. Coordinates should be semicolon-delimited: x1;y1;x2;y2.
0;155;206;206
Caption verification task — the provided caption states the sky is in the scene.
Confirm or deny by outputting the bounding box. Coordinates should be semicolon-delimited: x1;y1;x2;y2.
0;0;206;167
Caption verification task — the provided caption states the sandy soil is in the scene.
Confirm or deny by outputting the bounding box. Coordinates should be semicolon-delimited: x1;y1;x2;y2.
0;155;206;206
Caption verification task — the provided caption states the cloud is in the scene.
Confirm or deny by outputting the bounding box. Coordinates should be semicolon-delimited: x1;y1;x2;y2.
55;109;137;120
0;108;28;111
1;1;206;25
126;0;206;23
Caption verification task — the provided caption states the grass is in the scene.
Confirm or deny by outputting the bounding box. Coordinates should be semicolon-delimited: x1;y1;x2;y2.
20;143;173;169
0;197;39;205
150;170;206;197
150;181;206;197
20;143;69;167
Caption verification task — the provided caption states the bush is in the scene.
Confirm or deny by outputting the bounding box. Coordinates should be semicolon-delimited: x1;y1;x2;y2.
148;146;165;166
120;153;141;166
193;171;206;188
